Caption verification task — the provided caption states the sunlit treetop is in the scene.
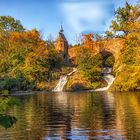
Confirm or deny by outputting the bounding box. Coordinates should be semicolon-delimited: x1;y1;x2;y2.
0;16;25;32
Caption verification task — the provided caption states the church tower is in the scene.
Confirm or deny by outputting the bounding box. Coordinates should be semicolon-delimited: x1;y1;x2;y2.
55;25;69;63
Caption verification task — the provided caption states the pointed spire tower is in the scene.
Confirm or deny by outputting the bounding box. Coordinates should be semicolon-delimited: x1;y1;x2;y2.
55;25;69;63
60;25;64;33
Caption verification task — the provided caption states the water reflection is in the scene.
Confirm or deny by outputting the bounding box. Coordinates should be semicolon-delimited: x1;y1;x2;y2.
0;92;140;139
0;115;17;129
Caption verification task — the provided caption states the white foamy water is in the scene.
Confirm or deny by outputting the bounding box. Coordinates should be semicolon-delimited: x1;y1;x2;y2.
53;68;76;92
94;67;115;92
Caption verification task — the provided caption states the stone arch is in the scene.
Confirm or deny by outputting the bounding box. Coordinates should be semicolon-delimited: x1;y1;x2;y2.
100;50;115;67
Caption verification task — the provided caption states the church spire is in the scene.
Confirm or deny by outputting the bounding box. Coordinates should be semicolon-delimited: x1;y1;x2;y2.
55;24;69;63
60;24;64;33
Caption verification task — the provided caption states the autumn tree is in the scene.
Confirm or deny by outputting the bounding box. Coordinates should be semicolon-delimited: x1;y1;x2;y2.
0;16;25;32
104;31;114;39
110;2;140;35
0;26;65;90
108;2;140;91
82;33;95;49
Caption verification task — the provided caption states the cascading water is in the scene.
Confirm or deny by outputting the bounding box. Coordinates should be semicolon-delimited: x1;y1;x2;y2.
53;76;68;92
94;67;115;91
53;68;76;92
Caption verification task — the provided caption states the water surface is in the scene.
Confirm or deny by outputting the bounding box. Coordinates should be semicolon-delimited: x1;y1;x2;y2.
0;91;140;140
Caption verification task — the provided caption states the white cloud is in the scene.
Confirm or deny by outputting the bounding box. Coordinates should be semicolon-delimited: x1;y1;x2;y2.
60;1;114;34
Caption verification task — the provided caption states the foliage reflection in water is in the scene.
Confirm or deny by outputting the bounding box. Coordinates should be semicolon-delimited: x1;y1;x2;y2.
0;92;140;139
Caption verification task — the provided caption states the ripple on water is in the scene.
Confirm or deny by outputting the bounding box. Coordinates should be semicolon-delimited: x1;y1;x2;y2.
0;92;140;140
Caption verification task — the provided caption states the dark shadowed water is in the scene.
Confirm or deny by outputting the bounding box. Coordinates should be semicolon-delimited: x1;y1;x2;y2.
0;91;140;140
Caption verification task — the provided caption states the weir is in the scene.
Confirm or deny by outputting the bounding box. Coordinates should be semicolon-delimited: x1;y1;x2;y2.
53;67;114;92
94;67;115;91
53;68;76;92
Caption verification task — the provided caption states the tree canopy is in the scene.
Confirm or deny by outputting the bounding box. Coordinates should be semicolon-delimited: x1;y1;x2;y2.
0;16;25;32
110;2;140;35
0;17;64;91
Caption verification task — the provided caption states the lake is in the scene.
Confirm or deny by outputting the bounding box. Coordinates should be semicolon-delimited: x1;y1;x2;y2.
0;91;140;140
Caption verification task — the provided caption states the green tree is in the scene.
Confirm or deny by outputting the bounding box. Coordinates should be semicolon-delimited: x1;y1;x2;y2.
77;48;103;82
104;31;114;39
110;2;140;35
46;45;64;81
0;16;25;32
0;90;18;128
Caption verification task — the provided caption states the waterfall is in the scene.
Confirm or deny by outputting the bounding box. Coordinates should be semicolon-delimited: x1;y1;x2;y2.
53;76;68;92
94;67;115;92
53;68;76;92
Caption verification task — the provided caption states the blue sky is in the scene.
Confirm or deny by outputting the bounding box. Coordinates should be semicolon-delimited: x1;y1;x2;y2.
0;0;138;44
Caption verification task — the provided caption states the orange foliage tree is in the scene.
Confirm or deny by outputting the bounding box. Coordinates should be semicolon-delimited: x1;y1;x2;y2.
0;28;63;90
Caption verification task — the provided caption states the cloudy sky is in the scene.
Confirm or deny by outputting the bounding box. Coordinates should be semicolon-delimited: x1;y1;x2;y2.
0;0;138;44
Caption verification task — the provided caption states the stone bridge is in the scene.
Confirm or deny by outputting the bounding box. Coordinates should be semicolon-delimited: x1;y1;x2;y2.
69;38;124;62
98;38;124;61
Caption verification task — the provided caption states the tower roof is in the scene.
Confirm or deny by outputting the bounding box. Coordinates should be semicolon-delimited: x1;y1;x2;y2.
56;25;68;42
60;25;64;33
